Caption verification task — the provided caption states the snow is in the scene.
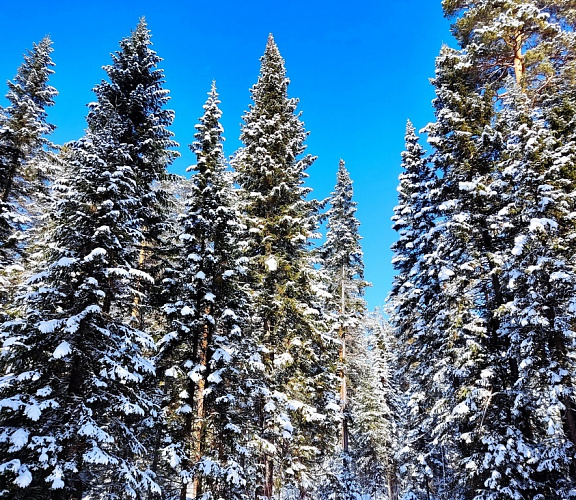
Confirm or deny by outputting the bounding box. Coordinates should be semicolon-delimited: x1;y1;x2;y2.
129;268;155;283
512;235;527;256
54;257;76;267
24;403;42;421
53;341;71;359
453;402;469;415
550;271;570;282
265;255;278;272
84;247;107;262
529;217;558;233
207;371;222;384
14;467;32;488
438;266;455;281
180;305;194;316
9;429;29;450
38;319;60;333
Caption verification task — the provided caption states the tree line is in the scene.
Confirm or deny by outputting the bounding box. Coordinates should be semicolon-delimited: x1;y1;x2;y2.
0;19;394;500
4;1;576;499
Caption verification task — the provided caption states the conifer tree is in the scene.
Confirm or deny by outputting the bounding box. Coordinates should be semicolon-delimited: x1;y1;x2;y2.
391;2;576;497
159;82;255;500
0;36;57;309
233;35;338;498
318;160;370;498
389;121;445;498
0;21;176;499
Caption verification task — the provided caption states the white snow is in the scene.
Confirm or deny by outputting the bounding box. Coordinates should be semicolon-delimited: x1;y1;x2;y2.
529;217;558;233
10;429;29;450
38;319;60;334
54;257;76;268
180;306;194;316
24;403;42;421
438;266;455;281
53;341;71;359
265;255;278;272
14;467;32;488
84;247;107;262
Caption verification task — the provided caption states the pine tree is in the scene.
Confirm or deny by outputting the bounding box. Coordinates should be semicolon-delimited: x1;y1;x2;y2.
0;20;176;499
317;159;370;498
158;82;256;500
0;36;57;309
233;35;338;498
391;2;576;497
389;121;446;498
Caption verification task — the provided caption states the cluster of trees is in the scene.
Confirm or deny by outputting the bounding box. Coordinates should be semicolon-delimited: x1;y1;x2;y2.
0;19;396;500
391;0;576;498
5;1;576;499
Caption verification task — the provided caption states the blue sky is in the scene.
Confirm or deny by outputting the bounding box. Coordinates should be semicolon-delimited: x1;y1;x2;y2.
0;0;456;309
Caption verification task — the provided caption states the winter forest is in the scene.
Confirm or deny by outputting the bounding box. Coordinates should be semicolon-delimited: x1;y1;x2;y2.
1;0;576;499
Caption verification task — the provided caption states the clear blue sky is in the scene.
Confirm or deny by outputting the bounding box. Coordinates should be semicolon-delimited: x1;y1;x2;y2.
0;0;456;309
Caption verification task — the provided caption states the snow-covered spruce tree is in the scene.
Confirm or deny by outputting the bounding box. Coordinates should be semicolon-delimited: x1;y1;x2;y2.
233;35;338;498
158;82;256;500
0;21;177;499
314;159;371;499
96;18;178;331
435;2;576;497
494;86;576;498
389;121;447;498
0;36;57;311
351;311;400;500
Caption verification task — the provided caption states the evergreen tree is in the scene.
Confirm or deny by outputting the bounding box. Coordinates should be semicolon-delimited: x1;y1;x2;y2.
0;20;176;499
159;82;255;500
389;121;446;498
0;36;57;309
233;34;338;498
391;2;576;497
317;159;370;499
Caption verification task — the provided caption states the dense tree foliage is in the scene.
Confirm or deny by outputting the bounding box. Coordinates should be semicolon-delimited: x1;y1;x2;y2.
0;36;57;310
5;3;576;499
391;1;576;498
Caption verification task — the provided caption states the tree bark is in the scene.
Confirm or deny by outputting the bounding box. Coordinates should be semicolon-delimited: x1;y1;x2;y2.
339;265;349;455
192;319;212;498
513;31;525;86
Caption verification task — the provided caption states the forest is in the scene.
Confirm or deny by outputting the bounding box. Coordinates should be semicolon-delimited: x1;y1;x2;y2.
1;1;576;499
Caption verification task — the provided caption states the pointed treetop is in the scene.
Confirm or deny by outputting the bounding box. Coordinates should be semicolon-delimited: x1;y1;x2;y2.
260;32;284;67
264;33;280;56
405;119;415;135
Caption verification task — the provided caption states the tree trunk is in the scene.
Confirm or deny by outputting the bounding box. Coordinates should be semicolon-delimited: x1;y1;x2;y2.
339;265;349;455
263;456;274;499
192;320;212;498
513;31;525;86
387;466;399;500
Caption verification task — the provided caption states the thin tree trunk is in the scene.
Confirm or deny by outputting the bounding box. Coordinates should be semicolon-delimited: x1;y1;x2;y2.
386;464;399;500
340;265;349;455
263;457;274;499
192;319;212;498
